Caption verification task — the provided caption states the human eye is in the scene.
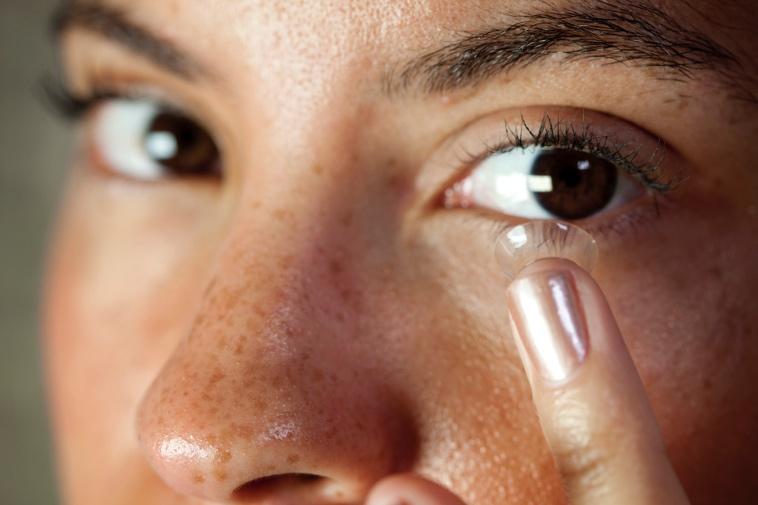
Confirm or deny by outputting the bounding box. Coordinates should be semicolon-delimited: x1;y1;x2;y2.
441;111;681;226
46;83;221;181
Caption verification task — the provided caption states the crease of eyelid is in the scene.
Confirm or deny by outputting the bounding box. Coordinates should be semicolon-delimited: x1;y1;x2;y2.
51;2;217;84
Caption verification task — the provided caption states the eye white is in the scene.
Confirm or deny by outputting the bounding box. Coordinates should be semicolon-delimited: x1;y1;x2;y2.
93;99;165;180
464;146;640;219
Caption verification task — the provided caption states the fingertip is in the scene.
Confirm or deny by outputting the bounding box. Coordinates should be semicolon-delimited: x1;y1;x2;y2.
366;474;467;505
512;257;592;284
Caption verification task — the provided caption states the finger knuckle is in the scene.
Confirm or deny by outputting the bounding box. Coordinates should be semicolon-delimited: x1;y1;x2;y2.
550;399;624;495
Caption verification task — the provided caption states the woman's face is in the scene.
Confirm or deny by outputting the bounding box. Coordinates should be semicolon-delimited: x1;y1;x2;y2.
44;0;758;504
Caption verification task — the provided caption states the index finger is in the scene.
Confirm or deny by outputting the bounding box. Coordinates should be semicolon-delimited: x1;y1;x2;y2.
507;258;690;504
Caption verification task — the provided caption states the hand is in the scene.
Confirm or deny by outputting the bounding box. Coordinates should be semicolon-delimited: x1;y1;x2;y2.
365;258;690;505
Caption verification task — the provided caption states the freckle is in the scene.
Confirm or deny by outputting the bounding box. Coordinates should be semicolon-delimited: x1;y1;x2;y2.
312;369;325;382
273;208;293;222
339;287;352;302
234;423;255;438
287;454;301;464
312;164;324;175
384;173;406;192
234;342;245;355
254;398;268;410
209;369;226;385
214;468;228;482
216;334;229;349
220;429;234;444
329;259;343;275
278;254;294;268
192;473;205;484
340;212;353;227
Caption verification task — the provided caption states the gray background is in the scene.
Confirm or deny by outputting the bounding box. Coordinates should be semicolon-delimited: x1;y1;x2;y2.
1;0;69;503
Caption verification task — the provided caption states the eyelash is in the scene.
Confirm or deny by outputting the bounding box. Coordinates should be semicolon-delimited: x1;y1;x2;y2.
460;113;681;193
42;78;146;121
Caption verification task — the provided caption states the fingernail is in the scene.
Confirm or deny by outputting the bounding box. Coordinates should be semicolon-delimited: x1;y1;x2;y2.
507;269;589;383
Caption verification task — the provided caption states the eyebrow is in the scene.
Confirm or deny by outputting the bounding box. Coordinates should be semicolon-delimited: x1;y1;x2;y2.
51;1;207;80
387;0;755;104
52;0;755;105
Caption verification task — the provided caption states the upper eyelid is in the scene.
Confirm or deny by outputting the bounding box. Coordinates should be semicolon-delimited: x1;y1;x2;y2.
438;112;683;205
42;79;187;122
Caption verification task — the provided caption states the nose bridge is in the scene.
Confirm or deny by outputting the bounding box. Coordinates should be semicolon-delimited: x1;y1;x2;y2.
136;187;414;501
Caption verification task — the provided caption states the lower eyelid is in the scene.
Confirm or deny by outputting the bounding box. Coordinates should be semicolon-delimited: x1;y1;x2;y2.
467;192;668;246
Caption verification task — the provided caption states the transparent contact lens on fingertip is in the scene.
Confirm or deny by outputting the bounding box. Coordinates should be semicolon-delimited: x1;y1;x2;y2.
495;221;598;279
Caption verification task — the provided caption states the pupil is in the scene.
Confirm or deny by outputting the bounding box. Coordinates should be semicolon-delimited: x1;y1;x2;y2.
143;112;220;176
530;149;617;220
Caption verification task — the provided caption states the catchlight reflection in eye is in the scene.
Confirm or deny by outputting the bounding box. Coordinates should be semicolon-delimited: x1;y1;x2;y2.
495;221;598;279
92;99;220;180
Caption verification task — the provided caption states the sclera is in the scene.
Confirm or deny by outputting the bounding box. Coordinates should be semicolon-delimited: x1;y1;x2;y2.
495;221;598;279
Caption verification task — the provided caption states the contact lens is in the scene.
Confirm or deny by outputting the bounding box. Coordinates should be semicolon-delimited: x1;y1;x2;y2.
495;221;598;278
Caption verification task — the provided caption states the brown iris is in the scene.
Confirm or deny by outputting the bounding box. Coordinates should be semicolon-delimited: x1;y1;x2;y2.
530;148;617;219
142;112;220;176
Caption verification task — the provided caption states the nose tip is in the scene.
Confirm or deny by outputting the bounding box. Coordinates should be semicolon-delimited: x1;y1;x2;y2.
138;411;379;503
136;346;417;503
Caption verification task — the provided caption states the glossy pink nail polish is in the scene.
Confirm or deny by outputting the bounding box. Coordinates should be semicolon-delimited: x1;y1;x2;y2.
507;270;589;383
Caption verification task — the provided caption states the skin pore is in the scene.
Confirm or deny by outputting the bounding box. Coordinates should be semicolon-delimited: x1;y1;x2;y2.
44;0;758;504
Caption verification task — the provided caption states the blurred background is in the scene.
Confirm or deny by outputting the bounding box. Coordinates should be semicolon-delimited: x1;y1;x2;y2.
1;0;69;503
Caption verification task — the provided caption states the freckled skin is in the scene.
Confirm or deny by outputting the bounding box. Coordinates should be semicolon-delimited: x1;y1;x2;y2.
45;1;758;504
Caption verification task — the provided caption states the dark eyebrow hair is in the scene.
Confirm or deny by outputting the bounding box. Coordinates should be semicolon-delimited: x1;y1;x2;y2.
51;1;207;80
388;0;756;104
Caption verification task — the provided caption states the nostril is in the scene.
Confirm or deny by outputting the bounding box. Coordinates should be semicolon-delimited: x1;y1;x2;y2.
233;473;324;501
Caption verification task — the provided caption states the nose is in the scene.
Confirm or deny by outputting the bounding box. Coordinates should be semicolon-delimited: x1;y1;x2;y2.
136;213;416;503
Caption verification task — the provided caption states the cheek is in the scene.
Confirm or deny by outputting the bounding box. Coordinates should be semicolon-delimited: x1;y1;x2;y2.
43;176;222;501
373;225;565;503
596;202;758;497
